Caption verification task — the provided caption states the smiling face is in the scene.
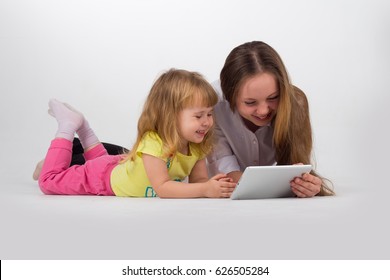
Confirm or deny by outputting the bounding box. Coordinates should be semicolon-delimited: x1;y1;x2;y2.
236;72;279;128
178;106;214;152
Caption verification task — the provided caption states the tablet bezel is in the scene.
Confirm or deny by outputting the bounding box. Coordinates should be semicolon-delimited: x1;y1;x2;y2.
230;164;312;200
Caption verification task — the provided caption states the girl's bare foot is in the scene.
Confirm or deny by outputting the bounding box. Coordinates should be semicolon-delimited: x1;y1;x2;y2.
32;159;44;181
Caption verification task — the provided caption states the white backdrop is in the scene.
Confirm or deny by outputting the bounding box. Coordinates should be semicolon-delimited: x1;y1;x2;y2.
2;0;389;187
1;0;390;260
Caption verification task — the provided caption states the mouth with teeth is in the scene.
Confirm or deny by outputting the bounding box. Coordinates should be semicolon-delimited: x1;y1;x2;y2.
253;111;273;121
196;130;207;137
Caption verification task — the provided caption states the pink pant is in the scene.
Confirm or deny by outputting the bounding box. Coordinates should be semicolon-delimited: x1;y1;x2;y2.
38;138;121;196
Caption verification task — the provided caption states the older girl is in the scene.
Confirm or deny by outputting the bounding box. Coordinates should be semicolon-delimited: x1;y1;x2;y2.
207;41;334;197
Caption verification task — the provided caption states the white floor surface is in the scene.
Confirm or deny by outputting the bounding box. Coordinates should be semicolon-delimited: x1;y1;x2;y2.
1;156;389;260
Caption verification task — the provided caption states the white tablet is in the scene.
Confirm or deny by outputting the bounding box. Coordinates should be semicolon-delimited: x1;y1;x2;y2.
230;165;312;200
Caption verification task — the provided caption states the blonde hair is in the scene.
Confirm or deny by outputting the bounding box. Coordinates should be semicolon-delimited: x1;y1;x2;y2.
126;69;218;162
220;41;334;195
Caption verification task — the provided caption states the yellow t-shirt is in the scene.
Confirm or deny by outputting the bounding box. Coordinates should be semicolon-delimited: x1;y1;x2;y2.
110;131;203;197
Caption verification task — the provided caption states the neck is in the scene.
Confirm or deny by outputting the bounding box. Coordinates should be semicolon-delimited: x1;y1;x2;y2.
178;141;189;155
243;118;260;133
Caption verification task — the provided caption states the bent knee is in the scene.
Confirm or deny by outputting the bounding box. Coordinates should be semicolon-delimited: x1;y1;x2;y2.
38;177;57;195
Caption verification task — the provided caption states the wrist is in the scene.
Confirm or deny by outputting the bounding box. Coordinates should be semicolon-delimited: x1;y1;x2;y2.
202;181;211;198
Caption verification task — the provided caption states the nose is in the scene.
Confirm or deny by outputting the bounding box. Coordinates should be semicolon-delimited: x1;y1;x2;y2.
256;102;269;116
202;116;213;127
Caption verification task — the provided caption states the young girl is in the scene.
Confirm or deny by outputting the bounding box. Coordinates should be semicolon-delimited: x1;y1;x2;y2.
38;69;236;198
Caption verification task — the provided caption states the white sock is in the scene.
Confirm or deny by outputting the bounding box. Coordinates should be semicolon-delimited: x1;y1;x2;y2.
48;99;83;141
62;103;99;149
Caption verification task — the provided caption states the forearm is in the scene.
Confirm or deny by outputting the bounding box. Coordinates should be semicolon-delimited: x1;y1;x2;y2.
155;180;208;198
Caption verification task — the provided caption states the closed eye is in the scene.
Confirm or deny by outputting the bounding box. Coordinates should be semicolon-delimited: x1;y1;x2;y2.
267;95;279;101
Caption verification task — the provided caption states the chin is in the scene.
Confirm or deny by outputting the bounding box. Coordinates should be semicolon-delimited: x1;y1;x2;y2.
253;115;274;126
251;119;270;126
194;138;204;143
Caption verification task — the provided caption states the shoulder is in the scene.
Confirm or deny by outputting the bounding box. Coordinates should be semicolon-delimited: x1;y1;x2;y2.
142;131;162;143
138;131;163;152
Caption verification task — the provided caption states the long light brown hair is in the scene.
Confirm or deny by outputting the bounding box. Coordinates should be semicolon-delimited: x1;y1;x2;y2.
220;41;334;195
125;69;218;162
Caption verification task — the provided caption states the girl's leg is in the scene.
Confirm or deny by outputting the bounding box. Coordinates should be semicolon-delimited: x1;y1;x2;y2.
33;138;84;181
38;99;117;195
32;159;45;181
38;99;82;193
38;138;117;195
33;99;102;180
59;102;115;162
32;140;128;180
69;138;128;165
59;102;99;151
32;99;129;180
48;99;82;141
33;99;82;181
